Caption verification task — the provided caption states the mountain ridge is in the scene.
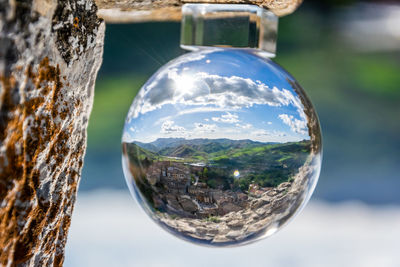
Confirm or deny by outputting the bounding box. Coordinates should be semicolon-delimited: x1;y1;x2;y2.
134;137;278;153
124;139;312;189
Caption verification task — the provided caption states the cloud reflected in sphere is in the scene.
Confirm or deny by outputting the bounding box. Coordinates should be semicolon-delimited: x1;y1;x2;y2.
122;48;322;246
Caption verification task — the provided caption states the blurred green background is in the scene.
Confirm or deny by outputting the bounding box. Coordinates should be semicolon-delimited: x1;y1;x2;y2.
79;0;400;204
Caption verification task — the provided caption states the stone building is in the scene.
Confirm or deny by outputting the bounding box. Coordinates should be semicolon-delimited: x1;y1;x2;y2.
145;160;252;218
159;162;191;194
248;183;272;197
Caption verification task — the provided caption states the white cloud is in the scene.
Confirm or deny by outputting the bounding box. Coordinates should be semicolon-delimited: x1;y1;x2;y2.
193;123;217;133
253;129;271;137
122;131;134;143
177;107;231;116
128;69;307;123
252;129;287;138
154;107;234;127
161;120;186;134
125;51;311;143
211;112;239;123
278;114;308;135
236;123;252;129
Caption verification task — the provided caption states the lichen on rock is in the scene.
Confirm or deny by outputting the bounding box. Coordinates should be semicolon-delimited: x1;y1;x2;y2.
52;0;102;64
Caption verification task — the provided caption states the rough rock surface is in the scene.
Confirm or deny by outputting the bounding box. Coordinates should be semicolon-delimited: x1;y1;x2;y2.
95;0;303;22
0;0;104;265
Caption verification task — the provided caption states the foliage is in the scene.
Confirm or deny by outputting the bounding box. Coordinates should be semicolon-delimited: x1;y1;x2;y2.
127;139;311;192
205;216;220;223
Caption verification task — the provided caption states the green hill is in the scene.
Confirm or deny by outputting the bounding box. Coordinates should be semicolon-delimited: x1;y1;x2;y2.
125;138;311;190
123;142;159;168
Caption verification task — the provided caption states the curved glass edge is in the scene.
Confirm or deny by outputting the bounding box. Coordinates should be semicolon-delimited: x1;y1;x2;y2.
121;48;323;247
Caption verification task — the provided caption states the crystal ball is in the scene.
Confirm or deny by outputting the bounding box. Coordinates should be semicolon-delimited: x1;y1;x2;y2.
122;48;322;246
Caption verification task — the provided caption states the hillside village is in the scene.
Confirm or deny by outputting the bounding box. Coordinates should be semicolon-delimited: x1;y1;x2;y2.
124;138;311;221
123;138;316;244
145;160;269;218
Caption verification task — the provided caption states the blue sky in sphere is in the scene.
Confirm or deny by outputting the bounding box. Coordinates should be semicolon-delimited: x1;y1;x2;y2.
123;49;310;143
178;49;294;88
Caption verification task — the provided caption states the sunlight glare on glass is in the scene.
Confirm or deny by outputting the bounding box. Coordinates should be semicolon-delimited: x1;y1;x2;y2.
175;74;195;93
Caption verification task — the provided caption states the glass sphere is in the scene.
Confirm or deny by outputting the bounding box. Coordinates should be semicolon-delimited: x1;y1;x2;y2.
122;48;322;246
